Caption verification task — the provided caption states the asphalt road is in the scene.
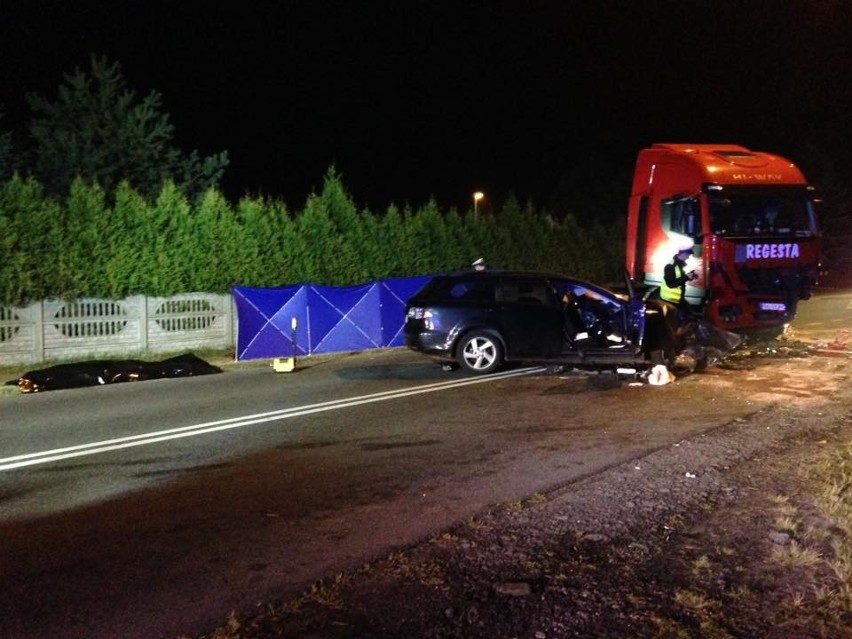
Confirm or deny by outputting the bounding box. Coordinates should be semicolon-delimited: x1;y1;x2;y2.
788;289;851;342
0;290;848;639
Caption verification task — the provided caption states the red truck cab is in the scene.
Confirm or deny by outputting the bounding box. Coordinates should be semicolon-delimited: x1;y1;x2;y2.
626;143;821;331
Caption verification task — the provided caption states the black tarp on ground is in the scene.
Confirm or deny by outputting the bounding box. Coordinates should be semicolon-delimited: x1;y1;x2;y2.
5;354;222;393
671;319;744;373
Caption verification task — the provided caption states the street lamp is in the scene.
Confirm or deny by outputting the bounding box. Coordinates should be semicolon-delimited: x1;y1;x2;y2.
473;191;484;218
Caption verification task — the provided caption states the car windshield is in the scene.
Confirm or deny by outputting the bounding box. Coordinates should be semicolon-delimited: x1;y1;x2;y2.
707;186;819;237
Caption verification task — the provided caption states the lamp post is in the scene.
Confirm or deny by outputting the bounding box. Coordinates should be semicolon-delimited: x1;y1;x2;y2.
473;191;484;219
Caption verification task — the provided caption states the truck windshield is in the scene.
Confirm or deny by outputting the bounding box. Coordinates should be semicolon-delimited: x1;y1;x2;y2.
706;186;819;237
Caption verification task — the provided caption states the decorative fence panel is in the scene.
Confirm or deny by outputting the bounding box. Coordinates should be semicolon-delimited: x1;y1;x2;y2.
0;293;235;366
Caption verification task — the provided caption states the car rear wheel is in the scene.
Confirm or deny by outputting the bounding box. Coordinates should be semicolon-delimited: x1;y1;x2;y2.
457;332;503;374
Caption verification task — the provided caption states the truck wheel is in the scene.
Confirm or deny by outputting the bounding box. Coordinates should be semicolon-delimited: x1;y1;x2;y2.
457;332;503;374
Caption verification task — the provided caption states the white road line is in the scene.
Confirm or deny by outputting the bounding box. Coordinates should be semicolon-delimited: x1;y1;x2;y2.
0;367;543;472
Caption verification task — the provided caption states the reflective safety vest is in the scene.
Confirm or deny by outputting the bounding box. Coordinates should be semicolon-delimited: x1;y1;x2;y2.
660;260;684;304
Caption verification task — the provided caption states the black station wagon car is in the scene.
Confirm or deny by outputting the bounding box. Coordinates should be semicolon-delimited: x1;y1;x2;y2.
404;270;684;374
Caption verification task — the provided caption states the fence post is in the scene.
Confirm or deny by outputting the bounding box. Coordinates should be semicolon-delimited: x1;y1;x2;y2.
34;301;45;363
139;294;149;352
223;294;234;352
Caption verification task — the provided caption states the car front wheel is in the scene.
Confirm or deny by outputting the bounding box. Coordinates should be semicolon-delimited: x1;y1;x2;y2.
457;332;503;374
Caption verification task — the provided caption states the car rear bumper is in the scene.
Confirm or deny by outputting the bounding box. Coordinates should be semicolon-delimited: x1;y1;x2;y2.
405;332;453;357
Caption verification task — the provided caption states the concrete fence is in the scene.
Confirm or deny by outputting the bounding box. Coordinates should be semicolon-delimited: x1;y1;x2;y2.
0;293;236;366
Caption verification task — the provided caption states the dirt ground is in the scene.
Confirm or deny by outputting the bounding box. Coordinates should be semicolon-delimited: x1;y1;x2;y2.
193;332;852;639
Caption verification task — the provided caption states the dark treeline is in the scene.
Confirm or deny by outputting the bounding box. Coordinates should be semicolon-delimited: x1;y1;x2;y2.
0;168;625;306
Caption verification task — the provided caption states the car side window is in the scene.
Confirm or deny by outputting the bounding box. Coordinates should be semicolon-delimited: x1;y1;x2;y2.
500;278;551;305
565;284;620;312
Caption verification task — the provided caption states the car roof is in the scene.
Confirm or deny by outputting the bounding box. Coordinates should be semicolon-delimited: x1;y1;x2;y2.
430;269;623;298
440;269;569;279
437;269;600;287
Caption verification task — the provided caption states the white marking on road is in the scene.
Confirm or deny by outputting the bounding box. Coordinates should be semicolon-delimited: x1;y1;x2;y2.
0;367;544;471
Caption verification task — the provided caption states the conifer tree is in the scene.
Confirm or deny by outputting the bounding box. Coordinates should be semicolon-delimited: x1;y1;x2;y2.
356;209;387;280
317;167;371;283
407;198;450;274
25;55;228;200
61;178;111;298
192;188;246;292
0;176;62;303
147;181;193;294
232;196;270;287
274;202;312;285
438;208;469;271
105;181;151;297
377;204;410;277
298;192;339;284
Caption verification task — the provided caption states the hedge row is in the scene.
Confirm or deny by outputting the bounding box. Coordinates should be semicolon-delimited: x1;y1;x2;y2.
0;169;625;305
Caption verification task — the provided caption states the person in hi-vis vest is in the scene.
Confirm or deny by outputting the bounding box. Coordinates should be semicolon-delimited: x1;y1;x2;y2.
660;242;698;318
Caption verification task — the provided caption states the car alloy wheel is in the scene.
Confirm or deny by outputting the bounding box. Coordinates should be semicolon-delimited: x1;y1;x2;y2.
458;332;502;374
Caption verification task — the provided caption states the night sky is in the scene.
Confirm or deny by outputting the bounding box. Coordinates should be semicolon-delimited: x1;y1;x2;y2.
1;1;850;213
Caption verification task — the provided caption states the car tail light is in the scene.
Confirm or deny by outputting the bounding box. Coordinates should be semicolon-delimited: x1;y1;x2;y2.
407;307;432;320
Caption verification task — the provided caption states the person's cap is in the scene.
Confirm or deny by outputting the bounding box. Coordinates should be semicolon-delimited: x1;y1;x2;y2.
472;257;485;266
676;242;694;255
